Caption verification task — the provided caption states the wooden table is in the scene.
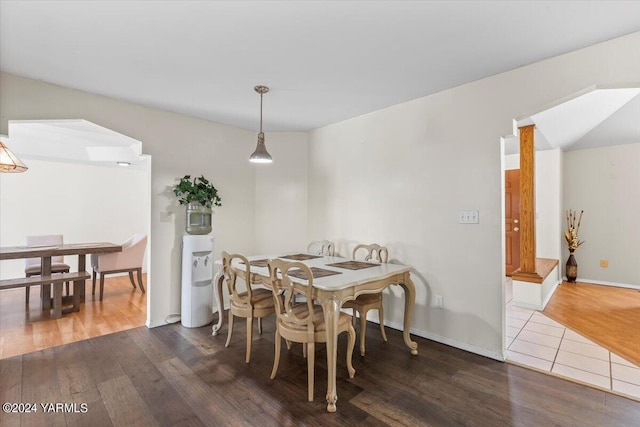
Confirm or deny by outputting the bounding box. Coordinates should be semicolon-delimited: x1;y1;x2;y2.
211;253;418;412
0;242;122;318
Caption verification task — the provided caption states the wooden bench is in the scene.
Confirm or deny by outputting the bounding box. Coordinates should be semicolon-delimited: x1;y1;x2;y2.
0;271;91;317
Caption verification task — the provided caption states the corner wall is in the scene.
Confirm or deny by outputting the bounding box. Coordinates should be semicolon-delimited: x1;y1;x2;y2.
308;33;640;358
564;142;640;286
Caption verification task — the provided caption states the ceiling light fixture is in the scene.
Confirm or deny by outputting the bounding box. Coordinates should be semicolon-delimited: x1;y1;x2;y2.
249;85;273;164
117;161;131;167
0;140;28;173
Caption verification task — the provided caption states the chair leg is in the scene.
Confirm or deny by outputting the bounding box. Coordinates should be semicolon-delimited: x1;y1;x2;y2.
346;324;356;378
270;328;281;379
225;311;234;348
246;317;253;364
285;339;292;350
92;270;97;295
128;271;137;289
359;308;368;356
137;269;145;293
25;286;30;305
378;302;387;342
65;282;70;296
99;273;106;302
303;343;307;358
352;308;357;326
257;317;262;335
307;341;315;401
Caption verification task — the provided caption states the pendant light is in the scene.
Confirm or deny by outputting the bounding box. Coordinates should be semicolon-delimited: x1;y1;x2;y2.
0;140;28;173
249;85;273;163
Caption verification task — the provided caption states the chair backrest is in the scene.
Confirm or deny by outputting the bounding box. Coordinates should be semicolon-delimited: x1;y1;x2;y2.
307;240;335;256
121;234;148;265
91;234;147;270
268;259;316;336
352;243;389;263
222;251;255;305
25;234;64;268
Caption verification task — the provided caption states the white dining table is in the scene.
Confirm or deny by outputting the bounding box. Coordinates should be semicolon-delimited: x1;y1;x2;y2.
211;253;418;412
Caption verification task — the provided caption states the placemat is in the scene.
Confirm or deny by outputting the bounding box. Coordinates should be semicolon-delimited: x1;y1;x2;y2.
288;267;342;280
239;259;269;267
280;253;323;261
325;261;380;270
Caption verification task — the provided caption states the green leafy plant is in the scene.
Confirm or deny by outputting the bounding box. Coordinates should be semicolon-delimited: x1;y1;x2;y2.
173;175;222;208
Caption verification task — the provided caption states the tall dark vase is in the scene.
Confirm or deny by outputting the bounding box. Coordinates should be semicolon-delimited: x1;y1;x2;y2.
566;250;578;282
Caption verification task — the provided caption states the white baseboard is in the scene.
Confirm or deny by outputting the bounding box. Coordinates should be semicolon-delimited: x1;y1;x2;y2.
383;319;504;362
147;314;181;328
541;280;562;309
569;278;640;290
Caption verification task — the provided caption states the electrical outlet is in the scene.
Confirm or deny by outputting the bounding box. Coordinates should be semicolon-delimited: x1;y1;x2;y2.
459;210;479;224
600;260;609;268
160;211;173;223
434;295;443;308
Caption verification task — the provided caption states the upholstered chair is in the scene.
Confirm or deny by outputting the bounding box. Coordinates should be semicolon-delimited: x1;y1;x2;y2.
91;234;147;301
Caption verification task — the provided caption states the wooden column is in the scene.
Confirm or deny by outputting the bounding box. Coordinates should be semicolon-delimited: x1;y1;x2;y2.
513;124;542;282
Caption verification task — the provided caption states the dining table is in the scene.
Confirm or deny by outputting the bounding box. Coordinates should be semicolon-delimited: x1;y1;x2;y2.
0;242;122;318
211;252;418;412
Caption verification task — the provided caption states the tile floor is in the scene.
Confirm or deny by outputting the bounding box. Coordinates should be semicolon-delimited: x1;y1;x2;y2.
505;279;640;401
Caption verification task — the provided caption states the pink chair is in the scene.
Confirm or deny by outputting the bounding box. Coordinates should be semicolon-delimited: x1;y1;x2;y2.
91;234;147;301
24;235;70;304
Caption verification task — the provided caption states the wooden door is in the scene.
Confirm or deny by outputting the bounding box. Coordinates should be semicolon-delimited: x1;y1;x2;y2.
505;169;521;276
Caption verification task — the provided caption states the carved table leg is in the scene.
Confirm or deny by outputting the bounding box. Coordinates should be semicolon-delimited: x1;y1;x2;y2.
211;269;225;336
399;272;418;355
322;296;340;412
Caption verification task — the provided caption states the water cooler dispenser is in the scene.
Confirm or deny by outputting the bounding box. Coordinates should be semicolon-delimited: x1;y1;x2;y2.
181;234;215;327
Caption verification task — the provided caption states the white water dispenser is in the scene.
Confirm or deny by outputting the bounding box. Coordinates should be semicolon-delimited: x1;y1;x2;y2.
181;234;214;327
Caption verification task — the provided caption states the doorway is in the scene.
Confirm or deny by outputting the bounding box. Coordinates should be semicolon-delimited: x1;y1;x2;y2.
504;169;520;276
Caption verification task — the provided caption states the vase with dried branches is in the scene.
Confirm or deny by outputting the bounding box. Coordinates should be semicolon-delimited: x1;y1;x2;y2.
564;209;585;282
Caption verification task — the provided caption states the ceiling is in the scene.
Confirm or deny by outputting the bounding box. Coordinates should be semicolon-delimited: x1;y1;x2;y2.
2;1;640;134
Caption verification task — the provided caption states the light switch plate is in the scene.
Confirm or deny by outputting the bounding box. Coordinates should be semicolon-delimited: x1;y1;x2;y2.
160;211;173;223
459;210;479;224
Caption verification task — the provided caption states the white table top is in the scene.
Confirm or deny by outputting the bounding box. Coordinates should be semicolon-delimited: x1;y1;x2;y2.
220;253;410;292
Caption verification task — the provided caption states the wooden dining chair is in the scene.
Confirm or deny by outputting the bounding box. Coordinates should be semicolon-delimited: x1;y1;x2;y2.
342;243;389;356
24;234;71;304
223;251;277;364
268;259;355;402
307;240;335;256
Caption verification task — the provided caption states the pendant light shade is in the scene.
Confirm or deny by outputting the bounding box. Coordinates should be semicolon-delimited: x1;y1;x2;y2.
0;140;28;173
249;85;273;163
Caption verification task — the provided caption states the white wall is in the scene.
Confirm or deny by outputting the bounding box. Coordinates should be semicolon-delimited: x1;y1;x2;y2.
308;33;640;359
564;142;640;286
0;158;150;278
535;148;563;261
0;72;309;327
253;132;309;254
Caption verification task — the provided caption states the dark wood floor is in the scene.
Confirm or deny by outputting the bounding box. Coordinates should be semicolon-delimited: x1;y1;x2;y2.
2;316;640;427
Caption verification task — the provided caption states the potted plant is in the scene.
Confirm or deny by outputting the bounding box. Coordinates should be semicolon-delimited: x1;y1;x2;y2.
173;175;222;235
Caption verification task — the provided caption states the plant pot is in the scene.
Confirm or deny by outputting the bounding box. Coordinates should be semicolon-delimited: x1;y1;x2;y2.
186;203;212;235
566;250;578;282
